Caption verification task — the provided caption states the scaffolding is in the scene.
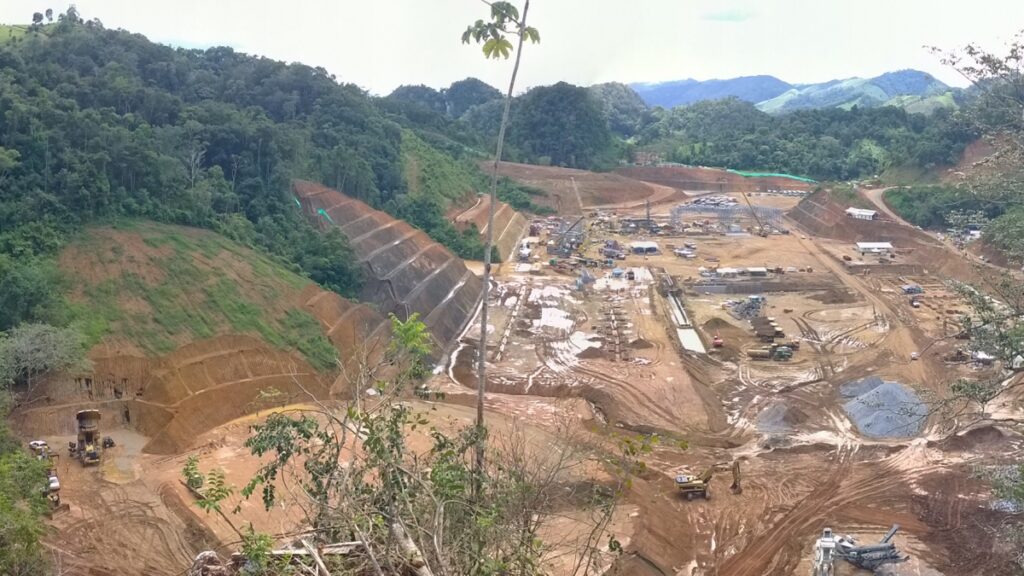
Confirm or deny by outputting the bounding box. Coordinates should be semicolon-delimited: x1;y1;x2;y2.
671;204;785;230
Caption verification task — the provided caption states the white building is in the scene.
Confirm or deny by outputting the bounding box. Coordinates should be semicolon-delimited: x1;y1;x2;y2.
856;241;893;255
629;241;659;254
845;207;877;220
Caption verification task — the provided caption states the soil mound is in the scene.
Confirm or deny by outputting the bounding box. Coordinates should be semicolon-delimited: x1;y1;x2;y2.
629;337;654;349
577;346;606;360
933;425;1011;452
841;376;927;438
756;400;809;433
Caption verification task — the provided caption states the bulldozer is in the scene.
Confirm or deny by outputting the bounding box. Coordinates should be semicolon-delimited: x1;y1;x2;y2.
73;409;102;465
676;461;742;500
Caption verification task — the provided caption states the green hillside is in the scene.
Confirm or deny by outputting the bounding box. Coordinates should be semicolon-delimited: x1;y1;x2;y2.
0;24;30;44
62;221;338;369
755;70;955;114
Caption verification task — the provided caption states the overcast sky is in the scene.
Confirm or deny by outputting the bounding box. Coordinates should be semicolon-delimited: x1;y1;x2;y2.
3;1;1023;95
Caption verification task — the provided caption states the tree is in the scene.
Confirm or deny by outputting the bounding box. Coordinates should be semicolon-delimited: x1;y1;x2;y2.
0;147;20;189
0;405;50;576
512;83;613;168
462;0;539;476
388;85;448;115
228;314;626;575
0;323;88;397
445;78;503;118
31;12;43;26
45;8;53;22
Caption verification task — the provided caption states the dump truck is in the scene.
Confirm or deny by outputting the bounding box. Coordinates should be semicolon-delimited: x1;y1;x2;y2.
747;346;793;361
74;410;102;465
773;346;793;361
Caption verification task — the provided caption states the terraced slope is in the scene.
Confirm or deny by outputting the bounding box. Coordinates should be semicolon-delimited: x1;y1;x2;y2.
294;180;483;352
13;222;388;454
451;194;528;261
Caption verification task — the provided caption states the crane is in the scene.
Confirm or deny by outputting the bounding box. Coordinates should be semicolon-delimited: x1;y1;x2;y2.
741;187;765;234
555;216;584;256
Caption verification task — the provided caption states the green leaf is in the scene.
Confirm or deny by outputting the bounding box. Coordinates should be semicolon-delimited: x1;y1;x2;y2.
483;37;514;60
524;26;541;43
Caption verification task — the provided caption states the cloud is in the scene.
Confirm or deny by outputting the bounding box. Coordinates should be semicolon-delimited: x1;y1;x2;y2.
701;8;756;23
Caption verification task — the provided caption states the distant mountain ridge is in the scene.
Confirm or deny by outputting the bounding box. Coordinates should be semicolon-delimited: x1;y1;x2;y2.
630;70;960;114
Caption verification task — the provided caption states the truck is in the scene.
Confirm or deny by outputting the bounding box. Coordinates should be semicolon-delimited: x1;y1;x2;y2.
747;345;793;361
74;410;102;465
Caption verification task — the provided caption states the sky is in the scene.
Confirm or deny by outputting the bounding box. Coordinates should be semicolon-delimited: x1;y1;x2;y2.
2;1;1023;95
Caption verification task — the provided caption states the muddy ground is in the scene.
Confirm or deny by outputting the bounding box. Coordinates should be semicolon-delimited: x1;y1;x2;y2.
19;171;1024;575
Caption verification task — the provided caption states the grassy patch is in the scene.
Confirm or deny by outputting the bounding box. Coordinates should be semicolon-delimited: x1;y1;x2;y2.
66;223;340;371
0;24;29;45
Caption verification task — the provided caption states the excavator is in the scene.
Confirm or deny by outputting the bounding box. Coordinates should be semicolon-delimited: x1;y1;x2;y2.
675;461;742;500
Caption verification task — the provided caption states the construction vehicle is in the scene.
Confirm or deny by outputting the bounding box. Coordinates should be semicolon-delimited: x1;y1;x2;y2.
811;528;838;575
773;346;793;361
675;461;741;500
746;345;793;361
813;525;907;575
28;441;68;515
74;409;102;465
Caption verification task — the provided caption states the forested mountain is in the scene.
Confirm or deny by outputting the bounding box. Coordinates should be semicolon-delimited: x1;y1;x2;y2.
588;82;649;137
387;77;502;119
0;12;557;336
631;70;959;114
631;75;792;109
757;70;957;113
636;98;974;180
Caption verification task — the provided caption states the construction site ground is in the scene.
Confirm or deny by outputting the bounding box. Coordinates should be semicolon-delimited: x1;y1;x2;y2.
18;171;1024;575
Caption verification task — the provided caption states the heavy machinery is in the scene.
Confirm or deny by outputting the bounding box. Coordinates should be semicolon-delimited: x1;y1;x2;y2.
551;216;584;257
746;345;793;361
28;441;69;515
676;461;741;500
739;190;769;237
74;409;102;465
812;525;907;575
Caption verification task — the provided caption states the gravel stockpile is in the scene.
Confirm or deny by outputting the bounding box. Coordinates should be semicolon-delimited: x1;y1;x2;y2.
841;377;927;438
756;400;808;433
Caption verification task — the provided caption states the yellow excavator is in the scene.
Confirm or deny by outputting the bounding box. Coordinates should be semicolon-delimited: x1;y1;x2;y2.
675;461;742;500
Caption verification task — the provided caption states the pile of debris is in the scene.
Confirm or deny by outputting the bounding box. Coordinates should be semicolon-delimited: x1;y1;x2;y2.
727;295;766;320
841;377;927;438
188;540;363;576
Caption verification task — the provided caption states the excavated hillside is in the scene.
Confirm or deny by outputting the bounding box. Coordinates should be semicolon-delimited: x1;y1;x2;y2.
451;193;528;261
787;189;984;283
615;164;816;192
294;180;483;352
12;222;388;454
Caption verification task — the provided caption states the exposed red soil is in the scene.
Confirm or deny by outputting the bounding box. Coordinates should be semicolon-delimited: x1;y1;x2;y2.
490;161;687;212
450;193;528;261
615;165;816;193
294;180;483;350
